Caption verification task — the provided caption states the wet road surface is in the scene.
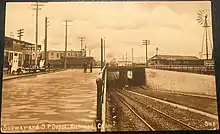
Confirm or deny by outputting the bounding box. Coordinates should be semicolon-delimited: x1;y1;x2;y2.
1;69;100;132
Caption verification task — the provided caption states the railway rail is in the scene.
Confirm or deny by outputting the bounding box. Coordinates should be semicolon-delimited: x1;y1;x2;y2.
123;88;218;120
139;88;217;100
116;94;155;131
116;91;197;130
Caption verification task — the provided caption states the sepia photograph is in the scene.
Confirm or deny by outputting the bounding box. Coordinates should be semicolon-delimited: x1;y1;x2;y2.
1;1;219;132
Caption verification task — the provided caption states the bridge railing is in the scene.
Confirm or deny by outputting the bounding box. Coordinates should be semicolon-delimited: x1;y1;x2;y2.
96;63;108;132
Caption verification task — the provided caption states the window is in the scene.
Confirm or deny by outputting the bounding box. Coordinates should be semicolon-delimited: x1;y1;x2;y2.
57;53;59;58
51;52;54;56
14;53;18;56
68;53;71;56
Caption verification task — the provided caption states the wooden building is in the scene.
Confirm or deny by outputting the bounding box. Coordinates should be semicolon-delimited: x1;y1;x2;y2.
149;54;203;65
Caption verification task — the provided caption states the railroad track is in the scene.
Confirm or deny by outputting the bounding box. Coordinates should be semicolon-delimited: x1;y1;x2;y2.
116;91;197;130
139;86;216;100
123;88;218;120
116;93;155;131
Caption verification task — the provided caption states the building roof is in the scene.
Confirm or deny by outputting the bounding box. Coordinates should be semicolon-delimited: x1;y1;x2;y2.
46;50;83;53
150;54;200;61
5;36;35;45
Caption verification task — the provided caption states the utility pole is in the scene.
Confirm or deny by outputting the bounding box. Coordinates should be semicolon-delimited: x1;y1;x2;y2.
101;38;104;69
156;47;159;55
44;17;50;71
17;29;24;40
143;40;150;67
31;2;44;70
78;37;85;51
132;48;134;63
125;52;127;66
122;54;125;65
63;20;72;70
84;44;87;57
103;38;106;64
89;49;91;57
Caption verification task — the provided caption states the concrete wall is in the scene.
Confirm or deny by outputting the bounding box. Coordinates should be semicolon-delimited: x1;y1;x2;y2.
146;68;217;96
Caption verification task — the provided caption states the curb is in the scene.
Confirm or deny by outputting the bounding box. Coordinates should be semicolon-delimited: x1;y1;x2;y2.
3;70;64;81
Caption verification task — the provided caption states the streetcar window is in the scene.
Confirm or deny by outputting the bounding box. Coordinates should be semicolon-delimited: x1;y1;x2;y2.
14;53;18;56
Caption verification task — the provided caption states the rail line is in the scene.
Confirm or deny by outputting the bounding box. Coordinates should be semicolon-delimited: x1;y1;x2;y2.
123;89;218;120
139;86;216;100
116;91;197;130
116;93;155;131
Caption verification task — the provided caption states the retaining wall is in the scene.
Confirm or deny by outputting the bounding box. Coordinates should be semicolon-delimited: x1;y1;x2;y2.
146;68;217;96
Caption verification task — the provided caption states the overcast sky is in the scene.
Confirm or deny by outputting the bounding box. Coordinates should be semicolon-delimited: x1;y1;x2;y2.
5;1;212;62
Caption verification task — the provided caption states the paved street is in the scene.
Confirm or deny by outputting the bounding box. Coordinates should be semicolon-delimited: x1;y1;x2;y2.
1;69;100;132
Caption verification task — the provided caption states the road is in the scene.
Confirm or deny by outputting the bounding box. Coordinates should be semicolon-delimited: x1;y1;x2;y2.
1;69;100;132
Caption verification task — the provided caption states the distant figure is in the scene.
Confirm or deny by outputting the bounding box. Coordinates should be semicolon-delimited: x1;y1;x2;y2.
47;63;50;71
83;61;87;73
8;60;12;74
89;62;93;73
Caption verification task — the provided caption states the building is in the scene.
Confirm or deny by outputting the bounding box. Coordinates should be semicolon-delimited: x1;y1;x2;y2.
4;36;41;59
4;36;42;67
149;54;203;65
40;49;86;61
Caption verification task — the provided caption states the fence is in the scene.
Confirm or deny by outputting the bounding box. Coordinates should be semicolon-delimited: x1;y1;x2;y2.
149;65;215;75
96;64;108;132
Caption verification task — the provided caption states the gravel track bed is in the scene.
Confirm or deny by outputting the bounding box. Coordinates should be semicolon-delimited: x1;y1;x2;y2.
118;89;219;130
105;91;114;131
107;90;149;131
129;87;218;115
116;91;195;131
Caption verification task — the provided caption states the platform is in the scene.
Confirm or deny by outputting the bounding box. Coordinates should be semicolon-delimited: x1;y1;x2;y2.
1;69;100;132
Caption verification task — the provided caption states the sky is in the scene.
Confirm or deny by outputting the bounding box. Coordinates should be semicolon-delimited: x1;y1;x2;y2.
5;1;213;62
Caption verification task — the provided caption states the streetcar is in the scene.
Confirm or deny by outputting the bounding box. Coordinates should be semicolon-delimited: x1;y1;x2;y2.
4;50;25;74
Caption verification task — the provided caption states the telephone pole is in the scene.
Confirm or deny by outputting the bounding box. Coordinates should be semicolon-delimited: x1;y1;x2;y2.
78;37;85;51
143;40;150;67
63;20;72;70
84;44;87;57
156;47;159;56
17;29;24;40
103;37;106;64
101;38;104;69
31;2;44;69
44;17;50;71
132;48;134;63
89;49;91;56
125;52;128;66
122;54;125;65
